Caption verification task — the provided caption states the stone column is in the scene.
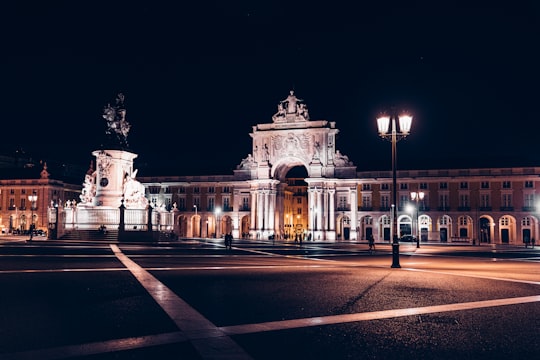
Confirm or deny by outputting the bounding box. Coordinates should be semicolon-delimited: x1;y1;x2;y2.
328;189;336;231
316;190;323;232
257;191;264;231
350;188;358;240
250;190;257;232
268;189;275;234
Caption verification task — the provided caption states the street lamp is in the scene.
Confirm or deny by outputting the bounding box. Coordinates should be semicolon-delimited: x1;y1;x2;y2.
410;191;425;248
27;191;38;241
377;111;413;268
193;205;199;237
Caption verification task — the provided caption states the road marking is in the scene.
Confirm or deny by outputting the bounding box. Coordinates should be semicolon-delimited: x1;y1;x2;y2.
219;295;540;335
1;332;187;360
2;243;539;359
109;244;253;360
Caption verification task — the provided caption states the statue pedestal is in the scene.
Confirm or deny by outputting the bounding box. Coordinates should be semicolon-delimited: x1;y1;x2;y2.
92;149;138;208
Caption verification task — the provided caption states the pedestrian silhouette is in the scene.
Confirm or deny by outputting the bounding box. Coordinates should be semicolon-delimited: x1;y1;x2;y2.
368;234;375;253
224;233;233;249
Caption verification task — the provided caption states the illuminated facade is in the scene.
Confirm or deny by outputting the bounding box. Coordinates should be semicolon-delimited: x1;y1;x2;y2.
1;91;539;245
0;164;81;234
137;91;540;245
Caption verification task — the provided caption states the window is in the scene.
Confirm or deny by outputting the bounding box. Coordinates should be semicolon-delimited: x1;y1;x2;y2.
223;186;231;193
297;198;302;204
481;182;490;189
362;195;371;208
178;198;186;209
439;182;448;189
381;195;389;209
223;197;230;209
178;187;186;194
524;194;535;208
364;216;373;225
502;181;511;189
297;208;302;215
480;194;490;208
439;194;449;208
460;182;468;189
419;182;428;190
208;187;215;193
502;194;512;207
381;183;389;190
459;194;469;207
242;197;249;209
400;183;408;190
194;197;200;208
193;187;200;194
208;198;215;210
362;184;371;191
338;196;347;209
525;181;534;188
399;194;408;208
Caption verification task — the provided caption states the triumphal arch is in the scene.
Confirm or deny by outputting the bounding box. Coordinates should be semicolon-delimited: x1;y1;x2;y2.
234;91;360;241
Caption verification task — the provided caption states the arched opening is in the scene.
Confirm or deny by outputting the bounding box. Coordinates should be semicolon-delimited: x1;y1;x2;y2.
479;217;493;244
280;165;309;241
191;215;201;237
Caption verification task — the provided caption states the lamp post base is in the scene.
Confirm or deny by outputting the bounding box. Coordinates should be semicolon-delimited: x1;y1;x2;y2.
391;242;401;268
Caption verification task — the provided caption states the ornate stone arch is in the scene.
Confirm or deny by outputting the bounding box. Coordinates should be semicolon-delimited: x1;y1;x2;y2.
234;91;358;241
271;156;309;181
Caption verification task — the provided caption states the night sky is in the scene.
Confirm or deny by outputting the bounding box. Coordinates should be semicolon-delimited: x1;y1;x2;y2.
1;1;539;177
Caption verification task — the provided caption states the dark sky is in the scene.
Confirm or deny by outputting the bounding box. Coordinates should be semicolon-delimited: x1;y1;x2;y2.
1;1;539;177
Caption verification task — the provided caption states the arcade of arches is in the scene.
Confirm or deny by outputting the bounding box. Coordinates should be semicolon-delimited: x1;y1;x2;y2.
165;91;539;245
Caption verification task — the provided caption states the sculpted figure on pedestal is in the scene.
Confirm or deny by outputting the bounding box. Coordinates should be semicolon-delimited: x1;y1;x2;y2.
103;93;131;148
123;170;149;209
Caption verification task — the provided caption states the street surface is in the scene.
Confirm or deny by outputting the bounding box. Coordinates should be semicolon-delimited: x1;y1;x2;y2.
0;235;539;359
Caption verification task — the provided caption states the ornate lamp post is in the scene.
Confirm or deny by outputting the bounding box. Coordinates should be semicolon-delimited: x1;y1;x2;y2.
193;205;199;237
410;191;425;248
27;191;38;241
377;111;412;268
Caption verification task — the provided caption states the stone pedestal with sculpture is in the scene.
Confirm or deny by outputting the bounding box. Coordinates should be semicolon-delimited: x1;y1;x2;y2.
48;93;167;241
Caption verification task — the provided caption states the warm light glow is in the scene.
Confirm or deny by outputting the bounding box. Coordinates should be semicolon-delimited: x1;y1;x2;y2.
214;206;221;216
411;191;424;201
399;114;413;134
377;116;390;135
406;204;414;213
